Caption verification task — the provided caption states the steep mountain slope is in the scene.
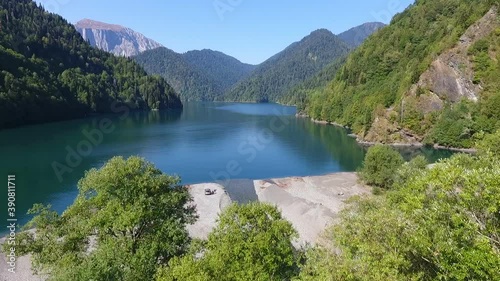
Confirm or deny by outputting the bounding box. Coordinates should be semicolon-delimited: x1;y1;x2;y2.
134;48;256;101
224;29;351;102
281;55;348;107
0;0;182;129
278;23;386;106
75;19;162;57
183;49;256;93
306;0;499;148
338;22;386;47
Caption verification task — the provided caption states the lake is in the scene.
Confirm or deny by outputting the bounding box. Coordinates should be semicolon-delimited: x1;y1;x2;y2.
0;102;452;230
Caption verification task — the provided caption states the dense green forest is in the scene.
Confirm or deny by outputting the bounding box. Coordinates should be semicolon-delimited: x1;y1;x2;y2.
305;0;500;148
280;23;385;107
0;0;182;129
134;48;256;101
223;29;352;103
183;49;256;94
9;132;499;280
280;55;347;108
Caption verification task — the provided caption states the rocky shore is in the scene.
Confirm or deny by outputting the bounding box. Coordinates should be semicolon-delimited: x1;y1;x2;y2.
298;114;477;153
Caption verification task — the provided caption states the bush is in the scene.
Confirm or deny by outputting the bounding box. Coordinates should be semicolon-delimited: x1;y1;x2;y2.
359;145;404;189
394;155;429;186
157;203;299;281
477;130;500;157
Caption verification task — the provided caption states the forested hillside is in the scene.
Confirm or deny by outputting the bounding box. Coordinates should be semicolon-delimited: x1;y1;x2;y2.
223;29;351;103
183;49;256;93
134;48;255;101
306;0;500;148
280;55;348;108
0;0;181;129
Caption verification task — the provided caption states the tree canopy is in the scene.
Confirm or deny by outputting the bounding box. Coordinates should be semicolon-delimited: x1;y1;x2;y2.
156;203;300;281
13;156;196;281
359;145;405;189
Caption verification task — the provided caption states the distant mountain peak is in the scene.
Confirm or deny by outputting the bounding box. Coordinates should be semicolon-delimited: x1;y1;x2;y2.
75;18;162;57
337;22;386;47
75;19;126;32
310;28;334;35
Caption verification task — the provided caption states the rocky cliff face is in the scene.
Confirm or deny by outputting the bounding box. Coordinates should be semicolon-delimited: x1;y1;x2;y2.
75;19;162;57
408;7;498;104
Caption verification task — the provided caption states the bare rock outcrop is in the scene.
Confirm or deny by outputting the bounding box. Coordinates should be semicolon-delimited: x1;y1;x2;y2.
75;19;163;57
409;7;498;104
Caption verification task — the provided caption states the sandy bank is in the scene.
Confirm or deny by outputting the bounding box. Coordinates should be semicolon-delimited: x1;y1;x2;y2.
186;183;232;240
254;173;369;246
0;237;45;281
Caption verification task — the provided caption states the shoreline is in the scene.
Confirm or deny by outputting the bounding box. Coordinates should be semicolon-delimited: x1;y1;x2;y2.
298;114;477;153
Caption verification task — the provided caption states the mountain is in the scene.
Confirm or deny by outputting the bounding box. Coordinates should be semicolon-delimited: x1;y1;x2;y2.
183;49;257;93
338;22;386;47
305;0;500;149
223;29;351;103
75;19;163;57
134;48;256;101
0;0;182;129
282;55;348;107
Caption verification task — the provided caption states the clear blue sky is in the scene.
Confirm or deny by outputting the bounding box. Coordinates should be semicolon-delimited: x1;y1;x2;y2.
36;0;414;64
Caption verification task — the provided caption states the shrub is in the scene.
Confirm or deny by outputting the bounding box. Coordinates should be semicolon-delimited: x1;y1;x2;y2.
477;130;500;157
359;145;404;189
394;155;429;186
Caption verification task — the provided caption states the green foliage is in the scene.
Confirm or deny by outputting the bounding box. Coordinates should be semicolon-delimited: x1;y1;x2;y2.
477;130;500;156
134;48;256;101
359;145;405;189
224;29;352;103
13;156;196;281
157;203;300;281
394;155;428;185
0;0;182;129
281;55;348;108
305;0;498;142
298;152;500;280
426;101;477;148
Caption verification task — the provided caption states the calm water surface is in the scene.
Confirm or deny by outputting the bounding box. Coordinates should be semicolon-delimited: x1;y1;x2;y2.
0;102;452;230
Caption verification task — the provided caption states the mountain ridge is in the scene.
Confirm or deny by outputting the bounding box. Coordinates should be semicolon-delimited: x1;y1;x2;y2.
134;47;256;101
337;22;386;47
223;23;385;103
